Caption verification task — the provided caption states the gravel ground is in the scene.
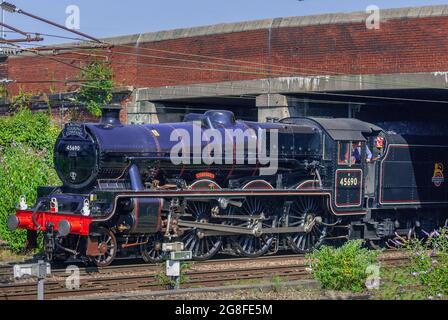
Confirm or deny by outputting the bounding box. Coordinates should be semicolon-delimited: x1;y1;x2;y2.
121;287;366;300
57;281;368;301
188;257;308;273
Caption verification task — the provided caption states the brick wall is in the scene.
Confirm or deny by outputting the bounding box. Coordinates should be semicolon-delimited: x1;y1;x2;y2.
5;13;448;97
46;105;128;126
0;57;8;80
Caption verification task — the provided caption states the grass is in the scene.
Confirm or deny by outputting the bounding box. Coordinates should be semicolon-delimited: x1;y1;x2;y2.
271;275;288;292
0;247;34;263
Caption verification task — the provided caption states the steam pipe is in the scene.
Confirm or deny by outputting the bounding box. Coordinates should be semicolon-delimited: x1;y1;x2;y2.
128;164;144;191
31;200;44;230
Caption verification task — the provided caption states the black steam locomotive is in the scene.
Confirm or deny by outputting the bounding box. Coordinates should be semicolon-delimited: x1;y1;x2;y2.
8;107;448;266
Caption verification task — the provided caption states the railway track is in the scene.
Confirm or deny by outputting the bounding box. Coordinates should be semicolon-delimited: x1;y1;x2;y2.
0;249;401;280
0;252;408;300
0;253;310;281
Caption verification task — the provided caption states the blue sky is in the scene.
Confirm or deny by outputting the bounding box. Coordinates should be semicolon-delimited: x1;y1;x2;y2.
2;0;447;45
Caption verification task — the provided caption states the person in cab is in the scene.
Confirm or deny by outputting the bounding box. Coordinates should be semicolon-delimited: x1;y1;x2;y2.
351;142;372;164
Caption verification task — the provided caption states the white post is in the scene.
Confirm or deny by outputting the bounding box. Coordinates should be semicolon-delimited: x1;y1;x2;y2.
166;259;181;290
13;260;51;301
162;242;192;290
37;278;45;300
37;260;47;300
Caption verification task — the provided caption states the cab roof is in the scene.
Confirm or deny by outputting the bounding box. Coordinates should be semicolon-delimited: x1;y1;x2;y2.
281;117;383;141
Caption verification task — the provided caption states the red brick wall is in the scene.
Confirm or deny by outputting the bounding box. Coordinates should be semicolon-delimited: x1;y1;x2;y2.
5;15;448;96
0;59;7;80
7;53;86;95
47;106;127;126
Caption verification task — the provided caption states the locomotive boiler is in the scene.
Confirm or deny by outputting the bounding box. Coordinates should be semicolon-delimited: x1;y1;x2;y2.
54;108;321;191
8;106;448;267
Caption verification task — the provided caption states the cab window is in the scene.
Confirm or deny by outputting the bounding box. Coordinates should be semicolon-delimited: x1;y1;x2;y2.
323;134;333;161
338;142;351;165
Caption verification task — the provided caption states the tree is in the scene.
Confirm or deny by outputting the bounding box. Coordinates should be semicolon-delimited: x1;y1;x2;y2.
76;61;114;117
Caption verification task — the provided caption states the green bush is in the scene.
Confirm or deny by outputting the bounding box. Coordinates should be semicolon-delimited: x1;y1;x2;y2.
308;240;380;292
0;108;60;152
0;108;60;252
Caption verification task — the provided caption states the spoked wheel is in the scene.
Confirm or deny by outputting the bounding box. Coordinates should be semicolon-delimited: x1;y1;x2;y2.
181;180;224;261
287;196;327;253
90;227;117;267
231;197;278;258
141;233;166;263
182;201;223;261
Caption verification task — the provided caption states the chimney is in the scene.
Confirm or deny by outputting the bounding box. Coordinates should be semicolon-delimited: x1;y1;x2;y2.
100;104;122;126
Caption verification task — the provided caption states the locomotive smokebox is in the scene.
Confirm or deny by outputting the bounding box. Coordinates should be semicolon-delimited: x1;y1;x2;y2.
100;104;122;126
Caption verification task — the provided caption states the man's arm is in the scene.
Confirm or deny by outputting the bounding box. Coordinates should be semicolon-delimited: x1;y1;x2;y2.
366;145;373;161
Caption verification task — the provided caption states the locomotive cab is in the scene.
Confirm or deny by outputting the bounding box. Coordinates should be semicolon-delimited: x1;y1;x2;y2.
282;117;384;213
330;123;384;211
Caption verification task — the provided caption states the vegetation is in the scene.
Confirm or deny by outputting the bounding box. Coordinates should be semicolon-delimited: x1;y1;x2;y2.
307;230;448;299
0;106;60;151
271;275;288;293
307;240;380;293
0;106;60;252
9;89;32;113
376;228;448;300
76;61;114;117
157;262;191;289
0;247;34;263
0;85;8;101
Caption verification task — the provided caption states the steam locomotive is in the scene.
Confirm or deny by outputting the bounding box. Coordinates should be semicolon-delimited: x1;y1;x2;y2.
8;106;448;266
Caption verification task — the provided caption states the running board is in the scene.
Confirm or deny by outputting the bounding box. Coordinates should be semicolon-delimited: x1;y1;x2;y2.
178;221;305;236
